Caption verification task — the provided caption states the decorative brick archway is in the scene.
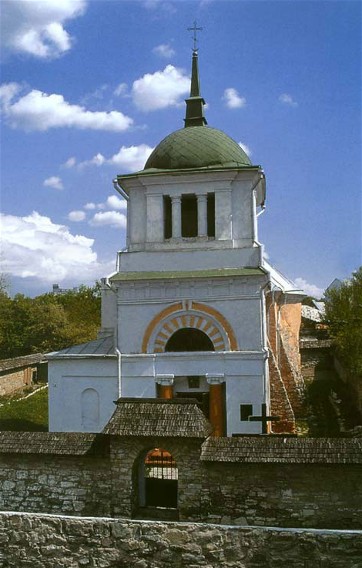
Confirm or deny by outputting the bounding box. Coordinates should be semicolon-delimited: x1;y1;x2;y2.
142;301;238;353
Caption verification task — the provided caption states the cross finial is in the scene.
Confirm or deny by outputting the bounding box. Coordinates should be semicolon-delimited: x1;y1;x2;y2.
187;20;202;52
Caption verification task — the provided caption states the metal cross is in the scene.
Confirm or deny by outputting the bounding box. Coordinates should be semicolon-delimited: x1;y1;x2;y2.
187;21;203;51
249;403;280;434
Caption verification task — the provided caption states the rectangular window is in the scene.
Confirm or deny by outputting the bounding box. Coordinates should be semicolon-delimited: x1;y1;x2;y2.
181;194;198;237
240;404;253;421
207;193;215;237
163;195;172;239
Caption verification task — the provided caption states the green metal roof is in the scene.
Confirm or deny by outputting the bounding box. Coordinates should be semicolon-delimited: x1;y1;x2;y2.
110;267;265;282
143;126;252;171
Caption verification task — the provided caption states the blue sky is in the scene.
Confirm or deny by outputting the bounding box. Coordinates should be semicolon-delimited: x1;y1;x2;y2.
1;0;361;298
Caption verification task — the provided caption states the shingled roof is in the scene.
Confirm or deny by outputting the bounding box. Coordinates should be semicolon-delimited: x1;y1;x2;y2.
0;432;109;456
201;436;362;464
0;353;46;373
103;398;212;438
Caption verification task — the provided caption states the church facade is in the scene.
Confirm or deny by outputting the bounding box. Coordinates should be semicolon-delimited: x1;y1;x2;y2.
48;49;304;436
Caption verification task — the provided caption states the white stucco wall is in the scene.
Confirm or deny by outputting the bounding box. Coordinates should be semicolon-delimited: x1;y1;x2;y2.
48;358;118;433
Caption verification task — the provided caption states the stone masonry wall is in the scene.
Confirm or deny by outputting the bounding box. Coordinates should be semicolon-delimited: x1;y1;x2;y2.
199;462;362;529
1;512;361;568
0;454;111;517
109;436;203;519
1;438;361;529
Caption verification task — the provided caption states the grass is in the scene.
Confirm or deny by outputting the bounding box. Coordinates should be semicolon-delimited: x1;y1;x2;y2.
0;386;48;431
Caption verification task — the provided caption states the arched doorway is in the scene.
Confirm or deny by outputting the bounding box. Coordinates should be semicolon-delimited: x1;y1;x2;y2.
141;448;178;509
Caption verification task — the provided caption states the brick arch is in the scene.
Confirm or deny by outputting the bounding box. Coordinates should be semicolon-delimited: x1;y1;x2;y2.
142;301;238;353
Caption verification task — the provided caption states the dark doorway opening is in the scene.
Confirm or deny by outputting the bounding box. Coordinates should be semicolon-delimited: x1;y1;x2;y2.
144;449;178;509
165;328;215;352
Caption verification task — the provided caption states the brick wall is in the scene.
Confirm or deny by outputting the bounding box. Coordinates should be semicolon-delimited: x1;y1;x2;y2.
0;367;33;396
1;512;361;568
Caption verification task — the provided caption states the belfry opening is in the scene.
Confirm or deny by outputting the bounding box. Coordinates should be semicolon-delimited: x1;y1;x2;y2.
165;328;215;352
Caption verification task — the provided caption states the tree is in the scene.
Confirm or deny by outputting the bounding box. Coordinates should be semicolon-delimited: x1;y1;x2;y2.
324;267;362;376
0;283;101;359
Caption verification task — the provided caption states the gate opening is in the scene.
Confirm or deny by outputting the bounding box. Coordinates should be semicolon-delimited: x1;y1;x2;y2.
144;448;178;508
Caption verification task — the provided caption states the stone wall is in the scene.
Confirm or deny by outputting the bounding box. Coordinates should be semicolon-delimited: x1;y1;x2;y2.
0;454;111;517
1;433;361;530
199;462;361;529
1;511;361;568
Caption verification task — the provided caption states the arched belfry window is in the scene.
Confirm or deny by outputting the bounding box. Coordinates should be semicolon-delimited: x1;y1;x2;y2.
142;301;238;353
165;328;215;352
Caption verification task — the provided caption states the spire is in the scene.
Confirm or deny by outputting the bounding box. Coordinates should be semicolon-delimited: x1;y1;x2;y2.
184;23;207;128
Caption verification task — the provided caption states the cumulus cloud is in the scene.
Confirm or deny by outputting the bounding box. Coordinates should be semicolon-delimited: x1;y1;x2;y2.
71;144;154;172
68;210;86;222
223;88;246;109
1;0;87;59
0;83;133;132
63;157;77;168
238;142;252;157
153;43;175;58
43;176;63;190
279;93;298;107
293;277;324;299
90;211;127;229
106;195;127;211
82;196;127;213
114;83;128;97
132;65;189;111
1;211;112;284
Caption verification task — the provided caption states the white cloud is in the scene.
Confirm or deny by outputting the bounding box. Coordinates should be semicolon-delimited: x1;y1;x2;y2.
223;88;246;109
84;202;96;210
90;211;127;229
1;211;112;284
238;142;252;157
279;93;298;107
43;176;63;190
106;195;127;211
132;65;189;111
114;83;128;97
1;0;87;60
294;277;324;299
68;210;86;222
0;83;133;132
153;44;175;58
76;144;154;172
63;157;77;168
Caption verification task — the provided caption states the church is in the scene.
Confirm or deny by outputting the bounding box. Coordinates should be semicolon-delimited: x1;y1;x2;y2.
48;46;305;437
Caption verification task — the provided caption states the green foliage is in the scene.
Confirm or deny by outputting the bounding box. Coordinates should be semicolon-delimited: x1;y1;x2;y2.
324;268;362;376
0;283;101;358
0;387;48;431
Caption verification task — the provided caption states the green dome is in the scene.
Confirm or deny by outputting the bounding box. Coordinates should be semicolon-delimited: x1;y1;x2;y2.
144;126;252;171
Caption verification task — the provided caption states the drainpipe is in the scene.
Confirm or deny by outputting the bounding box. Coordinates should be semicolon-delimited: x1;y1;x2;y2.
115;348;122;398
113;179;129;201
260;281;271;410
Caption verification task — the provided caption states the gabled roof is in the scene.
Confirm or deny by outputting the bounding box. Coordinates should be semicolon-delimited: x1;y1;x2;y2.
103;398;212;438
47;335;115;359
201;436;362;464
